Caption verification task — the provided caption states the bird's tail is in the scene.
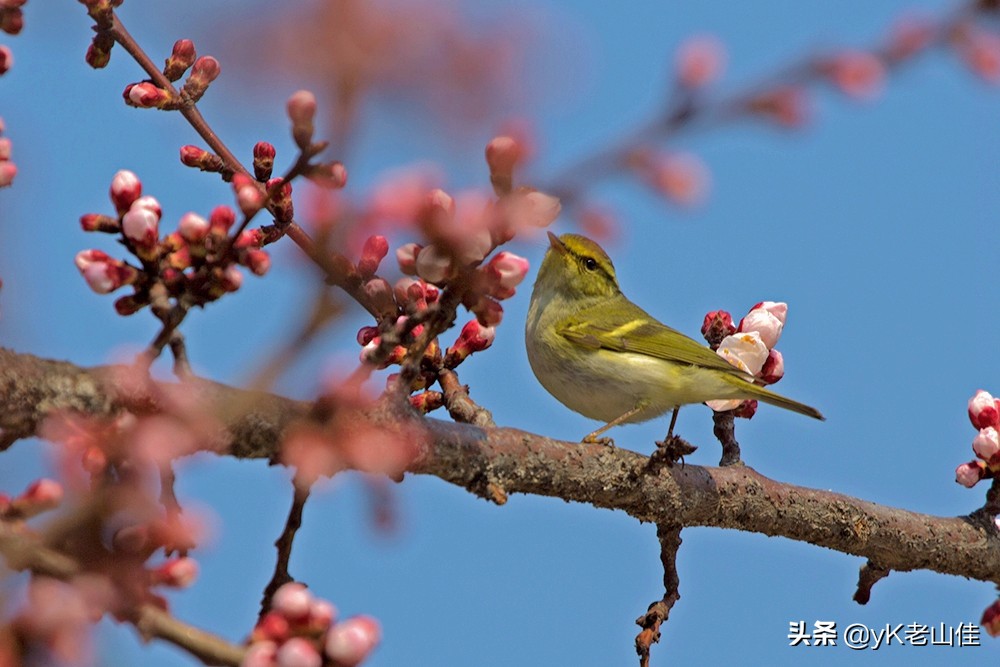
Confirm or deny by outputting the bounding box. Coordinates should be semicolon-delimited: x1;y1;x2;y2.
725;375;825;421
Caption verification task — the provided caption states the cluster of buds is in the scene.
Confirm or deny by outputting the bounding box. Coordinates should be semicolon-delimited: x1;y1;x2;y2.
0;116;15;187
955;389;1000;488
244;582;380;667
0;478;64;521
121;40;220;108
702;302;789;418
76;170;271;315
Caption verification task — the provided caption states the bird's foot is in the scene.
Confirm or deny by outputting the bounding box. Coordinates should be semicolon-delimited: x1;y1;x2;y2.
648;434;697;470
582;435;616;448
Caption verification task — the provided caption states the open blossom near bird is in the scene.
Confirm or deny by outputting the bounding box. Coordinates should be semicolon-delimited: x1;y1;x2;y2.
525;232;822;443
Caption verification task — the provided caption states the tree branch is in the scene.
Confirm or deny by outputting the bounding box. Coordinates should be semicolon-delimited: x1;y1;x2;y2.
2;347;999;588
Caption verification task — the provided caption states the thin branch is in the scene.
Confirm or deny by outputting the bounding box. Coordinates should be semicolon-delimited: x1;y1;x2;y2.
635;524;682;667
259;483;311;620
438;369;494;427
853;561;890;605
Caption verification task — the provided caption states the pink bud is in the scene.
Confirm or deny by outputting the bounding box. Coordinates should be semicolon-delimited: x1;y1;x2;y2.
307;161;348;190
825;50;885;99
178;212;210;243
701;310;735;339
745;86;810;128
236;229;265;249
676;35;726;88
210;205;236;234
287;90;317;147
485;135;522;195
957;28;1000;84
955;460;986;488
126;81;170;108
0;160;14;187
252;613;290;643
356;326;378;346
241;641;278;667
272;582;312;621
738;302;786;350
179;145;222;172
323;615;381;667
309;599;337;629
982;599;1000;638
183;56;221;102
358;235;389;279
0;136;10;161
642;152;709;207
885;15;936;62
471;296;504;327
151;557;199;588
759;349;784;384
415;244;455;285
253;141;276;181
75;250;137;294
234;174;265;215
80;213;119;233
505;190;561;228
973;427;1000;464
16;478;63;515
276;638;321;667
396;243;422;275
122;205;159;247
163;39;196;81
244;249;271;276
109;169;142;214
131;195;162;219
445;319;497;367
969;390;1000;430
0;45;12;76
222;265;243;292
487;251;529;291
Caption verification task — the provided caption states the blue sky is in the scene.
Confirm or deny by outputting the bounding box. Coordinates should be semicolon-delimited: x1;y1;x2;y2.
2;1;999;665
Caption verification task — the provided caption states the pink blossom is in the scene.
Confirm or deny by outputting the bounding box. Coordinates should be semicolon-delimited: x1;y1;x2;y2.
759;349;784;385
502;189;561;229
415;244;455;285
109;169;142;213
738;302;786;349
745;86;810;128
958;28;1000;84
276;638;322;667
396;243;422;275
151;557;199;588
241;640;279;667
309;600;337;629
75;250;137;294
178;212;210;243
487;251;529;291
244;249;272;276
0;136;10;160
485;135;523;195
287;89;317;147
358;235;389;278
252;613;291;644
126;81;170;108
955;460;986;488
210;205;237;234
234;173;265;215
675;35;726;88
122;205;159;247
272;582;313;622
983;599;1000;638
701;310;735;339
973;427;1000;465
222;265;244;292
0;44;12;75
968;390;1000;430
716;331;768;376
445;319;496;367
826;50;885;99
642;152;710;206
307;161;348;189
324;615;381;666
0;160;16;187
885;15;936;61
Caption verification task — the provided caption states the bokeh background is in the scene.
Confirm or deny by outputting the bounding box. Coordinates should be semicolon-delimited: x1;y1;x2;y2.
2;1;999;665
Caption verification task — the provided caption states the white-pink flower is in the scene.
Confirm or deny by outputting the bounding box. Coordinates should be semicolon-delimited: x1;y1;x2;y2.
324;615;381;666
396;243;422;275
738;301;787;349
122;205;159;246
716;331;769;376
956;461;985;488
178;212;210;243
968;389;1000;430
973;427;1000;463
487;251;530;290
415;244;455;285
109;169;142;213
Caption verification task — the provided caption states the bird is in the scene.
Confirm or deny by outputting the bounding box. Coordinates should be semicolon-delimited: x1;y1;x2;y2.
525;232;823;444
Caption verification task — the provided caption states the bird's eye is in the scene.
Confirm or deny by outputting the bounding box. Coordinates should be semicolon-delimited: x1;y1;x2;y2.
583;257;598;271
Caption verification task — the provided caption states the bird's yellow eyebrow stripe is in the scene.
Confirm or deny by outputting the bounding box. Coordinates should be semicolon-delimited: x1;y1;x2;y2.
605;320;645;338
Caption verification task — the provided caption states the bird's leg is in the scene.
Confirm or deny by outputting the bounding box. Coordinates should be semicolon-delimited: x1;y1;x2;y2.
648;407;697;471
582;405;643;446
665;407;680;440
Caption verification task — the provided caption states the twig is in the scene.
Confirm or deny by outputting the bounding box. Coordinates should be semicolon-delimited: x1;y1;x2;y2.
853;561;890;605
259;483;311;619
438;369;494;427
713;411;741;466
635;524;682;667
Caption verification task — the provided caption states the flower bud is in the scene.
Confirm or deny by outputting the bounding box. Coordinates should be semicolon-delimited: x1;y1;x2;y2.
0;45;12;76
968;390;1000;430
85;33;113;69
485;135;522;195
700;310;735;343
640;152;709;207
307;161;348;189
242;249;271;276
675;35;726;88
125;81;171;108
286;90;316;148
209;205;236;234
267;178;294;222
109;169;142;214
272;582;312;622
122;204;160;247
744;86;810;128
277;638;322;667
363;277;396;315
75;250;138;294
759;349;784;384
396;243;422;275
356;326;378;346
0;160;14;187
252;614;290;643
163;39;196;82
738;301;787;350
233;173;265;216
253;141;276;181
824;50;885;99
183;56;220;102
150;557;199;588
471;296;503;327
324;615;381;667
982;599;1000;638
178;212;210;243
973;427;1000;465
504;189;561;228
241;641;278;667
487;251;529;291
8;478;63;518
955;460;986;488
358;235;389;279
179;145;223;172
0;136;10;160
415;244;455;285
80;213;120;233
445;319;496;367
221;265;243;292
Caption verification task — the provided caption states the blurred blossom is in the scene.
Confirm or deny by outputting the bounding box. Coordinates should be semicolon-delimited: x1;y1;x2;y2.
675;35;726;88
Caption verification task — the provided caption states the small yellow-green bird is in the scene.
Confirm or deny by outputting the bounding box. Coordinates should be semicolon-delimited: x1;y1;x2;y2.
525;232;824;443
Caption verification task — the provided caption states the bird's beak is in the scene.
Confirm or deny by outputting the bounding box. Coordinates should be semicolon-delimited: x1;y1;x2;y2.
547;231;567;255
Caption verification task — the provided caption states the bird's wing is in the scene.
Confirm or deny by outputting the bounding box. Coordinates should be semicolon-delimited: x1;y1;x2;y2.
557;300;747;375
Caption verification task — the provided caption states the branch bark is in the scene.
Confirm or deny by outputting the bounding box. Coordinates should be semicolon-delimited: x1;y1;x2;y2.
2;346;999;587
